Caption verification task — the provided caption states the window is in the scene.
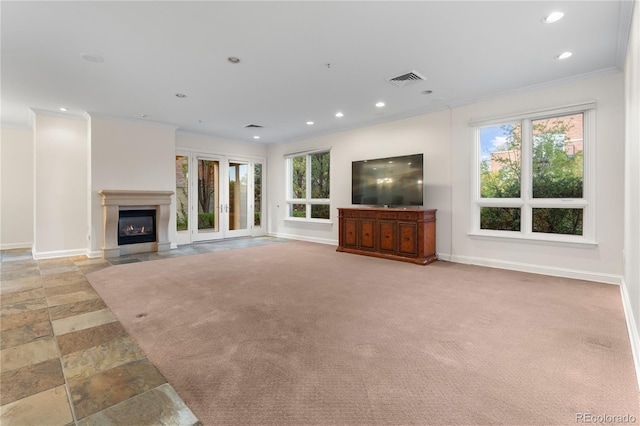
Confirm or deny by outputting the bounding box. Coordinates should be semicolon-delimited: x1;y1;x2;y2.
287;150;330;220
473;104;594;243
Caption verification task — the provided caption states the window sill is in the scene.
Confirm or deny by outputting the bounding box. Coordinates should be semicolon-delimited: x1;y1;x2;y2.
467;231;598;248
284;217;333;225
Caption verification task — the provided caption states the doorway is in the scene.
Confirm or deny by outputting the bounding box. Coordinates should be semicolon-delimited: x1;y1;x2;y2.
175;152;265;245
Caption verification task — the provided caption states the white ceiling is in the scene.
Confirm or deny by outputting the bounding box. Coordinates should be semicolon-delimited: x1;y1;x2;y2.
1;1;633;143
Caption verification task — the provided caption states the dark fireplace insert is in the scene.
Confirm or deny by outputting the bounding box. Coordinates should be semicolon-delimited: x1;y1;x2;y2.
118;209;156;246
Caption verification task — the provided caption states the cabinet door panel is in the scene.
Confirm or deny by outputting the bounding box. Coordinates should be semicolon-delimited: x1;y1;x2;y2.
344;218;358;248
359;219;375;250
398;222;417;256
379;220;396;253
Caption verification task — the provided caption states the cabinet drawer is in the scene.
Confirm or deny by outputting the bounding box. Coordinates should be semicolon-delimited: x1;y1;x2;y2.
378;211;399;220
344;210;377;219
397;211;419;221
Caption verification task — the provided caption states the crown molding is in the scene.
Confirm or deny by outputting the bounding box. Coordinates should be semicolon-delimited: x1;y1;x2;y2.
446;67;620;110
30;108;86;121
174;129;256;145
615;0;635;70
86;112;179;130
0;121;32;130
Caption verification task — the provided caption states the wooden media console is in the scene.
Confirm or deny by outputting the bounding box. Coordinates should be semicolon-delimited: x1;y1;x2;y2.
337;207;437;265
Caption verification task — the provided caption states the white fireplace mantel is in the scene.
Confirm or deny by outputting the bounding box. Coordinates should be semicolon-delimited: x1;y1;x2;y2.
99;190;174;258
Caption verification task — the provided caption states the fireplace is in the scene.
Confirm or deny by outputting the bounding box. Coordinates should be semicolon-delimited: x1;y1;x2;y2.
118;209;156;246
99;190;174;258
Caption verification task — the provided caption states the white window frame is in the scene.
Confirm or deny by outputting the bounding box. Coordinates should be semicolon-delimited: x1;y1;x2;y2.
469;102;597;246
285;148;331;223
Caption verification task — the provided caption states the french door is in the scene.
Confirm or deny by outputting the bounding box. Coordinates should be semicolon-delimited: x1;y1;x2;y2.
175;152;264;245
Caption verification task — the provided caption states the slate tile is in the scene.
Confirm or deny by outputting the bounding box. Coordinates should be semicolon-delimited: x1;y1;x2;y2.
0;385;73;425
49;298;107;321
62;334;146;381
0;337;58;372
0;308;49;332
0;358;65;405
76;383;200;426
69;359;167;420
0;321;52;350
56;321;127;356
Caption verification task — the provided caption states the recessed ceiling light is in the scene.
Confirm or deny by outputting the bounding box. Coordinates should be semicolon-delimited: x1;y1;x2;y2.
59;107;68;112
228;57;240;64
557;51;573;60
375;102;385;108
175;93;187;98
81;53;104;63
335;112;344;118
422;90;433;95
543;11;564;23
306;121;314;125
253;136;260;139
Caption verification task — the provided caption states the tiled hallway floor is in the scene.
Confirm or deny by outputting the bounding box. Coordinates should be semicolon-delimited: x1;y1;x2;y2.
0;236;285;425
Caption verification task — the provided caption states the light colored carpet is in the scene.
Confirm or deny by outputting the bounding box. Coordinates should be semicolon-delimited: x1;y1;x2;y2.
87;241;639;425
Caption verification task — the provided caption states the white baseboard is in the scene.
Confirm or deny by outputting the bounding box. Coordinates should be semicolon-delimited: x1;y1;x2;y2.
269;232;337;246
0;242;33;250
33;248;90;260
436;252;451;261
447;254;622;285
87;250;103;259
620;278;640;390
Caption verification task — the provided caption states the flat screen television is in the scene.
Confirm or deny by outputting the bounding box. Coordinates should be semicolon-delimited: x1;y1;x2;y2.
352;153;424;207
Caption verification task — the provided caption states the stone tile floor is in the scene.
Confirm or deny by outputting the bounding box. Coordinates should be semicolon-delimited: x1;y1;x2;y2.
0;236;285;425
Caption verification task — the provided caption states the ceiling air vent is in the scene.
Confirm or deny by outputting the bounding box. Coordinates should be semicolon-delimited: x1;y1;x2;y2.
244;124;263;128
386;70;427;88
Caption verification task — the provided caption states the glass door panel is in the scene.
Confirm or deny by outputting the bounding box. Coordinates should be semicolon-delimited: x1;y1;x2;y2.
228;162;248;232
254;163;263;230
226;161;251;237
175;154;191;245
194;157;222;241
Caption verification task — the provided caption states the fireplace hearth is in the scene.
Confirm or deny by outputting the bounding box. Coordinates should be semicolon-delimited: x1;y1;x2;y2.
118;209;156;245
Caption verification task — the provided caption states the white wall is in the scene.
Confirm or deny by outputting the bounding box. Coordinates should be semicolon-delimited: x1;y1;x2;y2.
623;0;640;388
176;131;267;159
450;73;625;283
89;116;177;256
33;112;89;258
268;73;624;284
267;109;453;254
0;127;34;249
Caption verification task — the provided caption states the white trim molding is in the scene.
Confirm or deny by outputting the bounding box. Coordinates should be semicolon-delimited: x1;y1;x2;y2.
0;242;33;250
32;248;88;260
620;278;640;390
268;232;337;246
448;254;622;285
